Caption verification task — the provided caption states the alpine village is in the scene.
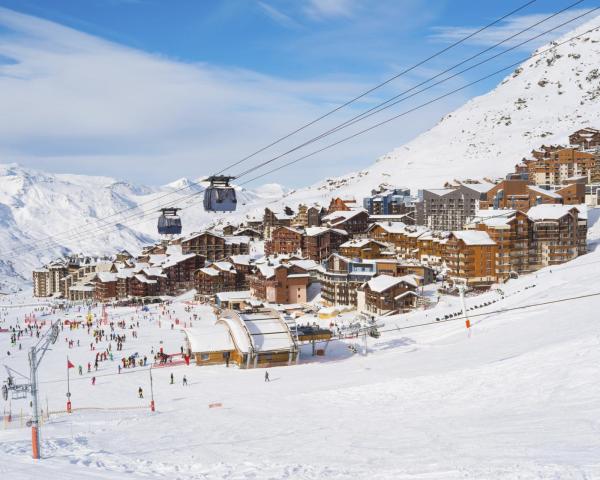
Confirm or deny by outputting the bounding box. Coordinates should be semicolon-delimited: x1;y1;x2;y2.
30;127;599;369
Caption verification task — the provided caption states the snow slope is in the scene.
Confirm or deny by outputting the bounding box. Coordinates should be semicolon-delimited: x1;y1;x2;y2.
0;210;599;479
0;164;284;289
266;15;600;207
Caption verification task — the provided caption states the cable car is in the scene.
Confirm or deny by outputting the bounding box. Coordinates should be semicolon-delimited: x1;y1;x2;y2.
203;176;237;212
157;207;182;236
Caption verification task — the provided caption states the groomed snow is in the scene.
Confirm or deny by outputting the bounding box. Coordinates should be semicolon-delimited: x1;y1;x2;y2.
1;213;600;478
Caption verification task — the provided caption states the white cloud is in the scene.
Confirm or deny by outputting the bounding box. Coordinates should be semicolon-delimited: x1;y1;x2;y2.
430;9;594;50
257;2;299;28
0;6;465;188
304;0;357;19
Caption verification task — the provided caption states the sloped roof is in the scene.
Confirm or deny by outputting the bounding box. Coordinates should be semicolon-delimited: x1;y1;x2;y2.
322;208;367;223
527;185;562;199
369;222;407;234
527;204;579;221
365;274;418;293
451;230;496;246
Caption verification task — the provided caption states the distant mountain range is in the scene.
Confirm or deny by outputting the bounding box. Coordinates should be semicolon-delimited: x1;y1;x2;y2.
2;16;600;290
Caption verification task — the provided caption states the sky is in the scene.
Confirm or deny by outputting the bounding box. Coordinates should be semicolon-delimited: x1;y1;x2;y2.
0;0;596;188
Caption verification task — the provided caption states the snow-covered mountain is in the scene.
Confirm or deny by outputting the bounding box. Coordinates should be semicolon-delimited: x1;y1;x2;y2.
0;163;285;290
269;16;600;206
2;17;600;288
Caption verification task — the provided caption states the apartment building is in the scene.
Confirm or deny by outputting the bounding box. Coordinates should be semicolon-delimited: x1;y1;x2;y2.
444;231;498;287
179;231;249;261
415;184;492;231
363;188;412;215
527;204;582;268
466;210;535;279
264;226;303;256
301;227;348;262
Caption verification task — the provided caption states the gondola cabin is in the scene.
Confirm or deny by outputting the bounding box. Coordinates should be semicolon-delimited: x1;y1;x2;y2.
204;176;237;212
157;208;182;236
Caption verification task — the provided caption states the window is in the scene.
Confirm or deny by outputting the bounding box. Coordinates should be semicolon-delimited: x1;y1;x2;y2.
201;353;210;361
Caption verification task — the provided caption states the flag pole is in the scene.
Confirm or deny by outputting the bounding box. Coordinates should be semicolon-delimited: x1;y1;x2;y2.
66;357;72;413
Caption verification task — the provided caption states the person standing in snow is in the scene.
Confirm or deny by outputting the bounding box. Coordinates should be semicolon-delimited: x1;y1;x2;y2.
264;371;270;382
138;387;143;398
91;376;96;386
170;372;174;384
182;375;187;386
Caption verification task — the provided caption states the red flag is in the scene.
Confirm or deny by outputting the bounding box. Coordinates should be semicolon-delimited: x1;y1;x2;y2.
67;359;75;369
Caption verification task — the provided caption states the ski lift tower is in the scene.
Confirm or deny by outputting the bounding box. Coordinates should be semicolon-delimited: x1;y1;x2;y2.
2;320;60;459
451;277;471;331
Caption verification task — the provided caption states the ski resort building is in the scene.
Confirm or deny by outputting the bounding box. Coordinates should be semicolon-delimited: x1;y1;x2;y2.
415;184;493;232
322;209;370;235
357;274;420;316
527;204;582;268
265;226;303;256
445;231;498;287
301;227;349;262
178;231;249;262
363;187;413;215
216;309;298;368
247;262;310;305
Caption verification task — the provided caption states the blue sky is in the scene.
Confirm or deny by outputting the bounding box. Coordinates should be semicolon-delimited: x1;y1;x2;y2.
0;0;596;187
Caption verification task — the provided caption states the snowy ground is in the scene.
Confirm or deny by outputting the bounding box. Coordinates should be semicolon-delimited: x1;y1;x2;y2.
1;212;600;479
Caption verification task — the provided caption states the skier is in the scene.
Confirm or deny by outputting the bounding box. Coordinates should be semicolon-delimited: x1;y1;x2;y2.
170;372;174;385
78;365;83;375
138;387;143;398
91;376;96;386
264;371;270;382
183;375;187;386
118;365;121;374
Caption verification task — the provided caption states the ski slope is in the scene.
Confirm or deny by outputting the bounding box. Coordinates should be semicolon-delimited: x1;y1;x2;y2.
0;211;599;479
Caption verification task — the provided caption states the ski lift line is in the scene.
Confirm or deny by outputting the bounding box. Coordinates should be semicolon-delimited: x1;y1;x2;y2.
236;21;600;187
0;10;595;258
374;290;600;335
12;291;600;389
0;2;540;257
210;0;539;177
252;0;592;160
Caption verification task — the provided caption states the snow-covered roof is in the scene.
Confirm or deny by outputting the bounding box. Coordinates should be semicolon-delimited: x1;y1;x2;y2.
162;253;197;269
143;267;166;278
451;230;496;246
468;209;516;228
96;272;117;283
185;322;233;353
462;182;495;194
215;290;252;302
229;254;252;266
225;235;250;245
257;263;275;279
199;267;219;277
165;244;183;256
304;226;347;237
213;261;235;272
322;208;367;223
134;274;157;284
527;185;562;199
424;188;457;196
527;204;579;221
365;274;418;293
288;259;319;271
369;222;407;234
241;311;295;352
339;238;387;248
